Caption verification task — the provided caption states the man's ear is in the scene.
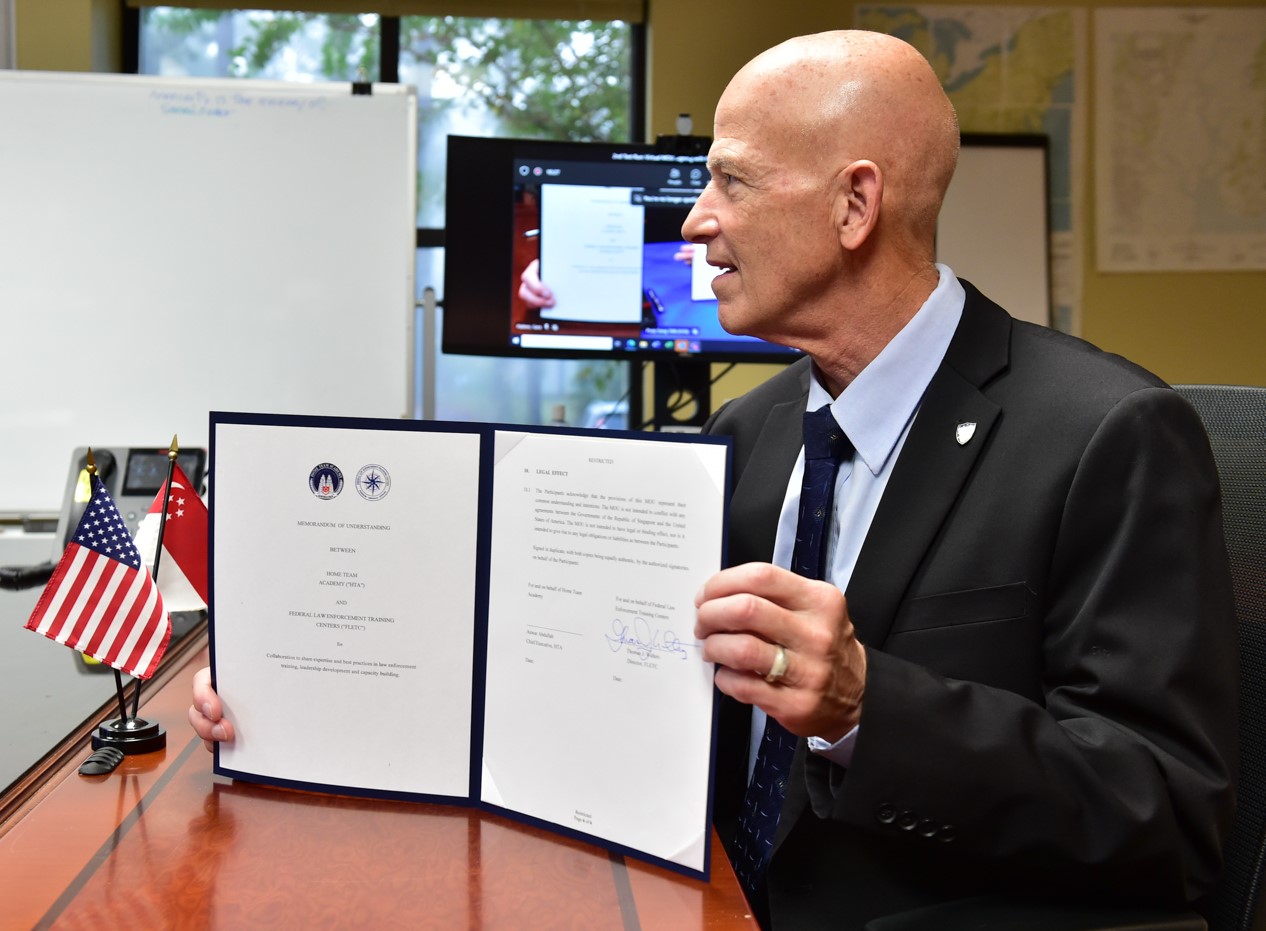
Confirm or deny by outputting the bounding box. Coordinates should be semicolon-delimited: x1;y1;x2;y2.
835;160;882;251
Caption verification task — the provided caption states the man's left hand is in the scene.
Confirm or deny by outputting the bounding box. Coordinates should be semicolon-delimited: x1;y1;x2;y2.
694;562;866;742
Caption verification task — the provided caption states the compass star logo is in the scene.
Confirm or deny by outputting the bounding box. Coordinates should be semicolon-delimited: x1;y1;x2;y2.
355;464;391;501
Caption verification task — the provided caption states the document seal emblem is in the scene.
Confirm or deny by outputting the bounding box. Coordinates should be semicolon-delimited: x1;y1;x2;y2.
309;463;344;500
355;464;391;501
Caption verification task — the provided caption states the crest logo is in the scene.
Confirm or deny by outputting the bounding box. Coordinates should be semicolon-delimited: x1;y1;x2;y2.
309;463;344;500
955;422;977;446
355;464;391;501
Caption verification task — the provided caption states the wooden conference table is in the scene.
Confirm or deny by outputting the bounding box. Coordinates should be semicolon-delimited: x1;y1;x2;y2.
0;631;758;930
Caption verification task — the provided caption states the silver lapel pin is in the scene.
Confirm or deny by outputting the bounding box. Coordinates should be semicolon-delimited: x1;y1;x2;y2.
955;422;977;446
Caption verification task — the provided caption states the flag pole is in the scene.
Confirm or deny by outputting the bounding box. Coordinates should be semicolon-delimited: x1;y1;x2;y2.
131;435;178;720
87;447;133;727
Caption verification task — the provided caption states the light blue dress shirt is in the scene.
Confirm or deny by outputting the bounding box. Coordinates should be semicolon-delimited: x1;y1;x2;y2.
747;265;965;779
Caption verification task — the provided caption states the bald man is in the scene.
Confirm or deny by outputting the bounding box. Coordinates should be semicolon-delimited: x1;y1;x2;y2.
191;30;1237;930
686;30;1237;929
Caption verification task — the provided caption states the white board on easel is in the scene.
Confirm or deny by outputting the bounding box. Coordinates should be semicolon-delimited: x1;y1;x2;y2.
0;71;417;514
938;134;1051;327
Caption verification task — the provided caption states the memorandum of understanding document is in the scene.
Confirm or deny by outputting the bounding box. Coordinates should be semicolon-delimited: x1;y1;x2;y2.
209;412;728;877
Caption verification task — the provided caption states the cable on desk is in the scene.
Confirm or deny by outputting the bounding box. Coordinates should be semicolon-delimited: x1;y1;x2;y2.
0;562;55;590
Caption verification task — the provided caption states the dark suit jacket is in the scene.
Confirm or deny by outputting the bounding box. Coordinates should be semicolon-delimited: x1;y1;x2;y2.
704;282;1238;930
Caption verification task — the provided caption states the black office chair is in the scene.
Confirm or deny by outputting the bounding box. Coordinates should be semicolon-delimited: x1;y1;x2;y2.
1176;384;1266;931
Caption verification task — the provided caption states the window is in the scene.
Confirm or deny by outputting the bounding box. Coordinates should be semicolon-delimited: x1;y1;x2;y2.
139;9;380;80
139;7;636;426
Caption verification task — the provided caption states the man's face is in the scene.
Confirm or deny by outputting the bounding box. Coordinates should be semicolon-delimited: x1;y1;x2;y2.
681;82;842;345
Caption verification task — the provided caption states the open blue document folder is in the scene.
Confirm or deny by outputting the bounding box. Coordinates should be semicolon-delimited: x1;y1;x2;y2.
208;411;729;879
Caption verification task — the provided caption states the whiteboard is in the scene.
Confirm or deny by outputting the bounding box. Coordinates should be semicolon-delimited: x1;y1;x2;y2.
938;134;1050;327
0;71;417;514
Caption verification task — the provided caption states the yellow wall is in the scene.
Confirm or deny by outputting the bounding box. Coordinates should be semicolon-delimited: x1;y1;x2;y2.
15;0;1265;405
15;0;120;72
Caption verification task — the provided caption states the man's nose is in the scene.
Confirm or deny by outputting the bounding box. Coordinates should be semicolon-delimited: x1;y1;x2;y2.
682;186;717;243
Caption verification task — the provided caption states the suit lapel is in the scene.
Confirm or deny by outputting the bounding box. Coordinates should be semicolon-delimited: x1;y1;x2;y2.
714;368;809;838
845;284;1012;649
727;380;809;569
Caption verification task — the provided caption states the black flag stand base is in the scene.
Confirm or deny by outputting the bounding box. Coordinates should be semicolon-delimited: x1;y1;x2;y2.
92;715;167;755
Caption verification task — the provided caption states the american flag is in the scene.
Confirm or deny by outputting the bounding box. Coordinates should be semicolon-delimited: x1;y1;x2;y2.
26;474;171;679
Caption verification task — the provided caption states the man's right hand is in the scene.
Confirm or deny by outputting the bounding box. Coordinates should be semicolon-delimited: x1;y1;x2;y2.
188;666;234;752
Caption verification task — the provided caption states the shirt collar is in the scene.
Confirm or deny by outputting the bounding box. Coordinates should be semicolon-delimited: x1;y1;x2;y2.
807;264;965;476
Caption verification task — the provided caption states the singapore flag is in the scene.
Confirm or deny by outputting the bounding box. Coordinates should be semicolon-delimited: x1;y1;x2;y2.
135;462;208;611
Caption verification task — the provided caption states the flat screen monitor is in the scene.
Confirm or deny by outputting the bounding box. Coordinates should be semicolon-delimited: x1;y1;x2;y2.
442;135;804;363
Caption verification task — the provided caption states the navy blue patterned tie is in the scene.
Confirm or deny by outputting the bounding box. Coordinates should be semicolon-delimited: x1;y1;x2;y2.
733;404;852;903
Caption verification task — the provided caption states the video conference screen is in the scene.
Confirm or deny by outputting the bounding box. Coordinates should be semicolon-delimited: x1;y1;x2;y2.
442;135;803;363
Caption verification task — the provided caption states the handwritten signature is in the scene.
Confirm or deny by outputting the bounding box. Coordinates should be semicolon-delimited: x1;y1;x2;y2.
604;617;697;660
